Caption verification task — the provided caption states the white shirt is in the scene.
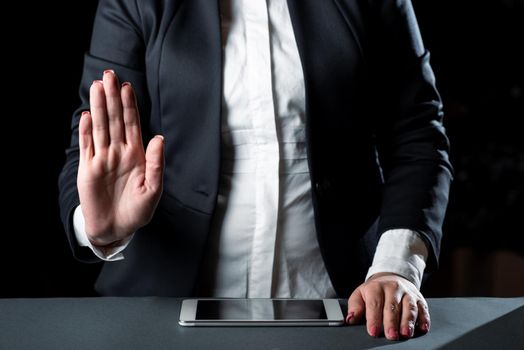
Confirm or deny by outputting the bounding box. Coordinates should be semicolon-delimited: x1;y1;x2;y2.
73;0;428;295
197;0;336;298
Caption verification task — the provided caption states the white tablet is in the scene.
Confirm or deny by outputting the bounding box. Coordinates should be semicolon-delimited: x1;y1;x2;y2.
179;298;345;326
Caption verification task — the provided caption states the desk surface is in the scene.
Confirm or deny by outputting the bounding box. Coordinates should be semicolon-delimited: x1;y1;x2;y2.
1;297;523;350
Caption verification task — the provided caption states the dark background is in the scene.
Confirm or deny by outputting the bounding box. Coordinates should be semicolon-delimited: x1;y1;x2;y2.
1;0;523;298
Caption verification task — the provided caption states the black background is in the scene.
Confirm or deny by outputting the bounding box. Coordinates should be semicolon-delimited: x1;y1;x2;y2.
1;0;523;297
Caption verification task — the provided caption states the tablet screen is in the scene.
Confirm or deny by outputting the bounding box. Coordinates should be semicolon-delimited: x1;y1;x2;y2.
195;299;327;320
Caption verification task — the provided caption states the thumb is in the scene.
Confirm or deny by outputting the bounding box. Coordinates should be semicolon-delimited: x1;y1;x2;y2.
347;286;366;325
145;135;165;192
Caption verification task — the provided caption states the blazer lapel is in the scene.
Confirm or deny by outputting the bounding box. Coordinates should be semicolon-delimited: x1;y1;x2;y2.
158;0;223;214
286;0;368;148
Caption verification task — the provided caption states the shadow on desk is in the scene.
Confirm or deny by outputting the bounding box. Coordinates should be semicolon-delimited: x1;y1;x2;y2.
439;305;524;350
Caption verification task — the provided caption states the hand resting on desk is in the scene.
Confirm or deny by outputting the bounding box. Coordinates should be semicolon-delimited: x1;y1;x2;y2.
347;272;430;340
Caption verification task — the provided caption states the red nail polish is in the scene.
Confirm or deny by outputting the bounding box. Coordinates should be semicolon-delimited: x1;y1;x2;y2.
370;325;379;337
81;111;90;117
421;322;430;333
388;328;399;340
401;326;410;338
104;69;115;75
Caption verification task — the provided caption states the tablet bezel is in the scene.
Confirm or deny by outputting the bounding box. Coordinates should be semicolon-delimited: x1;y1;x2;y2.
178;298;345;327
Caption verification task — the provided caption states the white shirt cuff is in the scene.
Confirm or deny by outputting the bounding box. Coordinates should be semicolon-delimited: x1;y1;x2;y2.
365;229;428;289
73;205;133;261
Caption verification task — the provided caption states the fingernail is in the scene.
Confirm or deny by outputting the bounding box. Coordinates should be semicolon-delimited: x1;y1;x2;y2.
81;111;90;117
369;325;379;337
122;82;132;87
387;327;399;340
421;322;430;333
104;69;115;75
400;326;410;338
345;312;354;325
92;80;103;85
409;326;415;337
156;135;164;141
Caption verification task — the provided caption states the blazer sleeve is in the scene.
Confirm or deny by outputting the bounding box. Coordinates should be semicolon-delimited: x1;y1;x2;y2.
368;0;454;271
58;0;150;263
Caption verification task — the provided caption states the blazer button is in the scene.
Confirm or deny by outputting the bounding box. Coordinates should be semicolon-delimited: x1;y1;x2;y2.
315;179;331;197
315;181;322;196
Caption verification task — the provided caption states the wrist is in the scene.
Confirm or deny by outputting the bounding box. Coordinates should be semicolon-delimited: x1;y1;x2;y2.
86;236;127;257
87;236;126;249
83;220;136;247
73;206;133;261
366;229;428;289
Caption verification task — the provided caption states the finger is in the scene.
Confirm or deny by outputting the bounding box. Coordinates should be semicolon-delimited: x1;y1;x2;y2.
416;299;431;334
102;70;125;144
382;286;402;340
90;80;109;152
121;82;143;147
347;287;365;325
363;285;384;337
400;294;417;339
79;111;94;160
144;135;164;193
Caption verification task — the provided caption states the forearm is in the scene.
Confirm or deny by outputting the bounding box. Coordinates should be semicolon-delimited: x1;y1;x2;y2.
369;0;453;269
58;0;151;261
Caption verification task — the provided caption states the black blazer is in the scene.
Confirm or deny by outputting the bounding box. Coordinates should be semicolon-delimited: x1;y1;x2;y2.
59;0;453;297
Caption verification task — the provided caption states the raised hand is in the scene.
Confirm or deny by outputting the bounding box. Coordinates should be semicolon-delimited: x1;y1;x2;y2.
77;70;164;247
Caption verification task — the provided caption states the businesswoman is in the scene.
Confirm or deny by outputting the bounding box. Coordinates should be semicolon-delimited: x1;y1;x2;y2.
59;0;452;340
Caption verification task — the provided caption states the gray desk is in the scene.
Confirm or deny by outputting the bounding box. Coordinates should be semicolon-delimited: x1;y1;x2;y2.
1;297;523;350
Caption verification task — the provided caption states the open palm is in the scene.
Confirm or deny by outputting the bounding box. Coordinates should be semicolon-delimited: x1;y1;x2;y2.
77;70;164;246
